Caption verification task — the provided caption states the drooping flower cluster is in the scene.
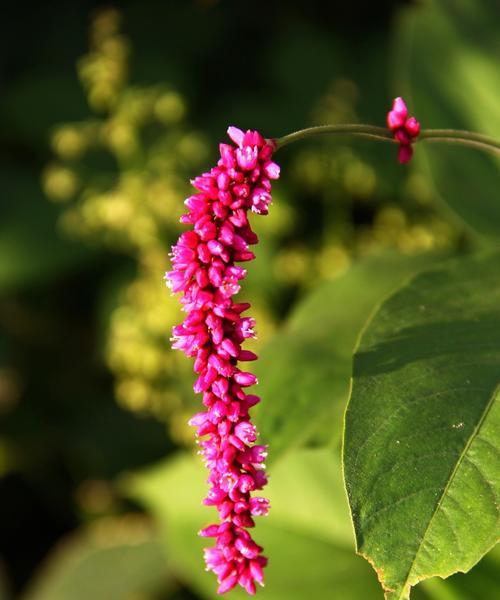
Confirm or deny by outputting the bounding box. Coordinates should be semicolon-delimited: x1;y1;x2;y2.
387;97;420;164
166;126;280;595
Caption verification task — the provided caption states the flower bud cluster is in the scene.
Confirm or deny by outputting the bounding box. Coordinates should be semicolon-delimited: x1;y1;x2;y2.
387;97;421;164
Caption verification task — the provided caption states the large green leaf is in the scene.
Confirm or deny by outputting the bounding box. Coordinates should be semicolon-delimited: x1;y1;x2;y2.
344;253;500;599
396;0;500;238
21;516;171;600
254;252;444;461
127;448;384;600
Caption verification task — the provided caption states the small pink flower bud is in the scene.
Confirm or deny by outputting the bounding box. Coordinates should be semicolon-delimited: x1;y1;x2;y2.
219;143;236;168
233;371;258;387
234;421;257;444
394;129;411;145
244;394;261;407
227;126;245;146
235;538;262;559
392;96;408;119
243;130;264;146
239;349;258;361
249;497;270;516
398;144;413;164
236;146;259;171
238;474;256;493
207;239;225;256
188;412;209;427
203;486;226;506
263;160;280;179
217;573;239;594
249;559;264;585
387;109;406;129
199;524;220;537
239;573;257;595
405;116;421;138
220;337;239;357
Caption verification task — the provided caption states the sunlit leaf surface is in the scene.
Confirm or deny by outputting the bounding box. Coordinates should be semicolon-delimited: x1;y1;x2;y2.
344;253;500;599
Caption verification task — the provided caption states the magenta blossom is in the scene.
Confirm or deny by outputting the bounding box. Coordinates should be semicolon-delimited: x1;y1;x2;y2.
387;97;420;164
166;126;279;595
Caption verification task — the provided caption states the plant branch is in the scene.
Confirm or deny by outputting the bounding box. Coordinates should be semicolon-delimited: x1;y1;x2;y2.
275;125;500;157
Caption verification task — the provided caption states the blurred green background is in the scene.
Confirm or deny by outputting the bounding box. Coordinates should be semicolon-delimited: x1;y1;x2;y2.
1;1;498;599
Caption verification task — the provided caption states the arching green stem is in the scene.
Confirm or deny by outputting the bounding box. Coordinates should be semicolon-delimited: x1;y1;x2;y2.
275;124;500;157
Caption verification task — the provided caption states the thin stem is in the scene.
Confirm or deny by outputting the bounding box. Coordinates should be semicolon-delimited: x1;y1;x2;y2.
274;124;500;157
419;129;500;156
275;125;395;148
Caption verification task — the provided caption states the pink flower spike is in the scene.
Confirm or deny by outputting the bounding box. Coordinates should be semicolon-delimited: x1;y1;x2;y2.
168;125;278;595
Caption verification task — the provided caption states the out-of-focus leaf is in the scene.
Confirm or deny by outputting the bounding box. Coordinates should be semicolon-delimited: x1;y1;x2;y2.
344;253;500;599
127;448;385;600
21;515;171;600
255;252;445;461
397;0;500;238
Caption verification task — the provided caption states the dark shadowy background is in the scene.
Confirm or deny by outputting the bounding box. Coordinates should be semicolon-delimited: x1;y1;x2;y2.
1;1;497;599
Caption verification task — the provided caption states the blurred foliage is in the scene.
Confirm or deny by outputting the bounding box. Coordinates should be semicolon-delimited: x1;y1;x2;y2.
42;8;211;443
42;7;459;446
254;250;450;459
396;0;500;239
0;1;498;599
128;448;500;600
22;515;172;600
128;449;384;600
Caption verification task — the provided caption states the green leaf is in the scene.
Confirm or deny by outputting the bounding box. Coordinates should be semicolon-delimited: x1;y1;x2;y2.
127;448;384;600
413;545;500;600
21;516;171;600
254;252;445;460
434;544;500;600
344;253;500;599
396;0;500;238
